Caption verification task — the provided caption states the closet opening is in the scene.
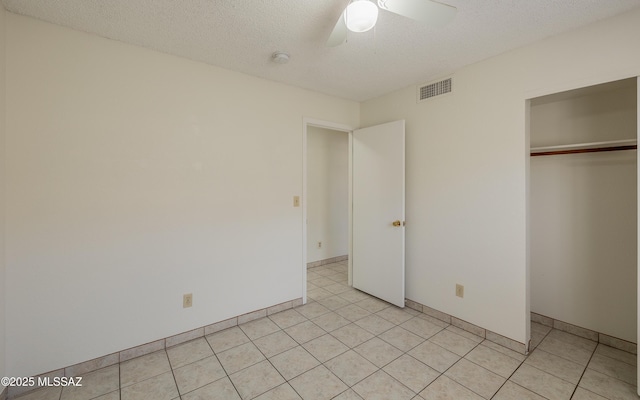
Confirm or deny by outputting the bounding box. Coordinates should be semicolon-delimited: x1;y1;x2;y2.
528;78;638;354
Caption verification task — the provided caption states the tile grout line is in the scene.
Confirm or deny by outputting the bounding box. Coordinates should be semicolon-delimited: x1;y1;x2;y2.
269;269;365;398
357;314;479;398
576;343;639;394
203;332;242;400
320;307;433;398
257;273;426;398
117;360;122;400
166;351;183;400
118;364;122;400
482;314;552;399
486;344;529;399
428;337;491;399
246;322;304;399
568;344;598;400
595;347;638;368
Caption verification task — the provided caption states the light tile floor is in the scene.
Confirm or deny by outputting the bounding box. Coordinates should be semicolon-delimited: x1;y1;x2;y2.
16;261;638;400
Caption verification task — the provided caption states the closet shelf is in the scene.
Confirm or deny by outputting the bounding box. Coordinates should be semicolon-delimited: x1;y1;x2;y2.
530;139;637;156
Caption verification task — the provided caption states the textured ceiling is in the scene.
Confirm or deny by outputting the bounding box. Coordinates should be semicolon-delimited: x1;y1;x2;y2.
3;0;640;102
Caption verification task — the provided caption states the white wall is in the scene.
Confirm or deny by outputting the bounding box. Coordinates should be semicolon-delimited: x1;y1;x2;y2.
531;152;636;341
530;82;637;147
4;13;359;377
0;1;6;388
530;82;637;342
360;9;640;345
307;127;349;263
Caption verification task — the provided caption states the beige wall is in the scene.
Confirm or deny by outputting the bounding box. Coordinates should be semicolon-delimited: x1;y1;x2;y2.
360;9;640;345
530;81;637;147
4;13;359;377
307;127;349;263
530;81;637;342
531;151;637;341
0;1;6;387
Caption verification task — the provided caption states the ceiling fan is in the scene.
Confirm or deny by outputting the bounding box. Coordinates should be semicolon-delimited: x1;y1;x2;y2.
327;0;457;47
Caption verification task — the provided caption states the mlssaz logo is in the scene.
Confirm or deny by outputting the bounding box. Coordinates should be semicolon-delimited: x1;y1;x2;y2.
38;376;83;387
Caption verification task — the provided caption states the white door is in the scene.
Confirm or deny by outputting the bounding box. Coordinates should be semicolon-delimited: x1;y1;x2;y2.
352;120;405;307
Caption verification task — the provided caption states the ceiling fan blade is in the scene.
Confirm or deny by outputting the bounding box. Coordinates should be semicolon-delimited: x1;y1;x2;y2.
327;11;348;47
378;0;456;27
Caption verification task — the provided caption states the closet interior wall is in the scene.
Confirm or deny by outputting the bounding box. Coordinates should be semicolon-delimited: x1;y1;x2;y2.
530;78;638;343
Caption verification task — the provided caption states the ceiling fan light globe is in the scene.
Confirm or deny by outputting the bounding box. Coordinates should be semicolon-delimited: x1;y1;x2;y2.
344;0;379;33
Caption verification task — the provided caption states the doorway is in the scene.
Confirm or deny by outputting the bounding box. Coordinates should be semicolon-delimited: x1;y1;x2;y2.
306;126;350;293
302;119;354;304
302;118;407;307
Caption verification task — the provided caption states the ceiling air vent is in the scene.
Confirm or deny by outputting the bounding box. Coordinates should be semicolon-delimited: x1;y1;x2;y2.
417;77;452;103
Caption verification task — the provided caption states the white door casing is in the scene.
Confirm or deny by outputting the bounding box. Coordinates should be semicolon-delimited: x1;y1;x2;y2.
636;76;639;394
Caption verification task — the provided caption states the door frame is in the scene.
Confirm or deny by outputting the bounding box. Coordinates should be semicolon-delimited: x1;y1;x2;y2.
302;118;355;304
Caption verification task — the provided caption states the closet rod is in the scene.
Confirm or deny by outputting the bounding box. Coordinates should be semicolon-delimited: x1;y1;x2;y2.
530;139;637;157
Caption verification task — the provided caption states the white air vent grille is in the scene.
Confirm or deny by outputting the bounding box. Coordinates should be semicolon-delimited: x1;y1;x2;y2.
418;78;452;102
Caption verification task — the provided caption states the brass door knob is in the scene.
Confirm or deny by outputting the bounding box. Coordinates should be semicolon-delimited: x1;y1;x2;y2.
392;220;402;227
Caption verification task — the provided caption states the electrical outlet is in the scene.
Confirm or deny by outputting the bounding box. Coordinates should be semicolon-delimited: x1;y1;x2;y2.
293;196;300;207
318;241;322;248
456;284;464;298
183;293;193;308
